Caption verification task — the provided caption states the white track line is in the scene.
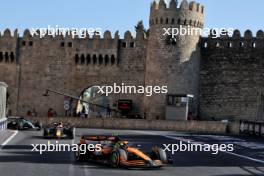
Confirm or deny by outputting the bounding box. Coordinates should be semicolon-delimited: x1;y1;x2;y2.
134;130;264;164
164;135;264;164
0;130;18;149
224;151;264;164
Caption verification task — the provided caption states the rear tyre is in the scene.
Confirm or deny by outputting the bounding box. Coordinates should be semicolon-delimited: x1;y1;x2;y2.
110;151;120;167
75;145;87;162
151;147;168;164
110;149;127;167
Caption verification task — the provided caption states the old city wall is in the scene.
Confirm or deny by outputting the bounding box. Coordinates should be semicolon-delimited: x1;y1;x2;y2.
0;29;19;115
0;29;147;117
144;0;204;119
200;30;264;120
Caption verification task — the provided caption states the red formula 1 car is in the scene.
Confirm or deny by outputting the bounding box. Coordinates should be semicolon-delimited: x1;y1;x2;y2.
75;135;172;168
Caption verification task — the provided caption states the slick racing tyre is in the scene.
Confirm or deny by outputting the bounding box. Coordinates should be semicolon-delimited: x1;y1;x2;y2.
75;144;88;162
110;151;120;167
110;149;127;167
151;147;168;164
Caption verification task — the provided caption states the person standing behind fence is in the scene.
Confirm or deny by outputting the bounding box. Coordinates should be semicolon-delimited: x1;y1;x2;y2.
106;104;111;118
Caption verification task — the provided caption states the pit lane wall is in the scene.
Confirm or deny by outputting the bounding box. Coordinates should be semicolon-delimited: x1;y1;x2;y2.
26;117;229;134
0;82;7;131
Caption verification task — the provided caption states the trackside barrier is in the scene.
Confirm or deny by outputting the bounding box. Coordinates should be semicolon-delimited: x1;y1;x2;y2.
240;120;264;137
25;117;228;134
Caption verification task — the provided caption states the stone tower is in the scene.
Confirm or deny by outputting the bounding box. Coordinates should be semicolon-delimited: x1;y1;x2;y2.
144;0;205;119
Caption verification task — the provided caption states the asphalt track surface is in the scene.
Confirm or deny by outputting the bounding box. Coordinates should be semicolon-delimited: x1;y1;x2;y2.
0;128;263;176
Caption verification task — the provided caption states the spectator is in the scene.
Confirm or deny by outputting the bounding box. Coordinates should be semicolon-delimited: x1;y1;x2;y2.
106;104;111;118
32;108;37;117
80;105;86;118
27;110;32;117
48;108;53;118
53;110;58;117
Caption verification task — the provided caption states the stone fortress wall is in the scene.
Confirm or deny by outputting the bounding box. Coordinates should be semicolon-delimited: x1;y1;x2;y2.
144;0;204;119
200;30;264;120
0;0;262;121
0;28;147;117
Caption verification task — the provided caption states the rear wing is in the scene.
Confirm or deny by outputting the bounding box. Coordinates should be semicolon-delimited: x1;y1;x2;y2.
80;135;119;142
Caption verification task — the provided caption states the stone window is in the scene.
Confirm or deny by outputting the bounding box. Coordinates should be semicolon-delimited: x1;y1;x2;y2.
99;55;103;65
93;55;97;65
171;18;175;24
105;55;109;66
228;42;232;48
130;42;135;48
156;18;158;24
165;35;177;46
189;20;192;25
122;42;127;48
252;42;256;48
29;41;33;47
68;42;73;47
177;18;181;24
75;54;79;64
4;52;9;62
184;19;187;25
111;55;115;65
22;41;26;46
86;54;91;65
81;54;85;64
215;42;220;47
60;42;65;47
166;18;169;24
0;52;3;62
10;52;15;62
239;42;244;47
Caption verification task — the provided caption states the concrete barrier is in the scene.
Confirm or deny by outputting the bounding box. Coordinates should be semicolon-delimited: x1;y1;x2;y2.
25;117;228;134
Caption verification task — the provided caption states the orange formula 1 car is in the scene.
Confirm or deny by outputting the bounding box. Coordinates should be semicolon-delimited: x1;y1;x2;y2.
75;135;172;168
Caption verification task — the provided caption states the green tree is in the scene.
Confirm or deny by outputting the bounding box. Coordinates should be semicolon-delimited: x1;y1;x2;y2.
135;20;149;38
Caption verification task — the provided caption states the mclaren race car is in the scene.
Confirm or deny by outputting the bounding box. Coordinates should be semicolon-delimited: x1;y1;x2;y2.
7;117;42;130
43;122;74;139
75;135;172;168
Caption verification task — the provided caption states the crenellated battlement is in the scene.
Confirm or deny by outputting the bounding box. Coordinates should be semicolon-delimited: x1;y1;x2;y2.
202;29;264;50
0;28;146;50
0;29;19;39
151;0;204;14
150;0;204;28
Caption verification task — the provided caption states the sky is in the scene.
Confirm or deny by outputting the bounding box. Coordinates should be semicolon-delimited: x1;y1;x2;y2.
0;0;262;37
